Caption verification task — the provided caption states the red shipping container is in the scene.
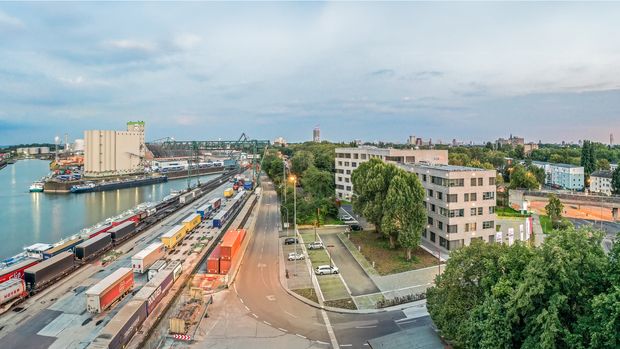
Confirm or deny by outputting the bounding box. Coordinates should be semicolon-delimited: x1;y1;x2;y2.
237;229;247;243
99;272;134;311
220;230;241;261
207;246;221;274
220;259;231;275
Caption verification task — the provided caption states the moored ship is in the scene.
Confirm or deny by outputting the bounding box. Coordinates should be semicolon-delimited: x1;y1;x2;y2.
70;175;167;193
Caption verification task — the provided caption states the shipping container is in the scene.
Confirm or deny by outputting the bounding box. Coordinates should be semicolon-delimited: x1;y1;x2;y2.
85;268;134;313
75;233;112;261
0;278;26;305
24;251;74;291
207;246;221;274
147;260;167;281
0;258;40;283
42;237;84;259
220;259;231;274
243;182;253;190
167;260;183;281
134;269;174;315
160;225;187;249
179;191;196;204
182;213;202;231
209;198;221;211
108;221;135;243
196;204;211;219
220;230;241;261
90;299;147;349
131;242;165;273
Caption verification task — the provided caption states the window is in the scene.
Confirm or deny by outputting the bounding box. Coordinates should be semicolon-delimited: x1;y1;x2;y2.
440;236;449;249
465;222;477;232
422;174;427;182
478;207;483;215
483;192;495;200
449;178;464;187
346;170;351;174
471;178;477;186
338;161;342;166
470;207;477;216
438;221;443;230
448;225;458;233
431;204;436;212
483;220;494;229
464;193;469;202
345;162;350;166
447;194;458;203
338;176;342;182
428;189;434;197
346;186;352;191
449;209;464;218
361;154;367;160
489;177;496;185
336;185;344;189
437;192;443;200
353;153;359;159
345;178;350;183
488;234;495;243
478;178;483;186
352;162;357;168
470;193;477;201
427;216;434;225
432;176;447;186
430;232;436;242
439;207;448;216
422;229;427;238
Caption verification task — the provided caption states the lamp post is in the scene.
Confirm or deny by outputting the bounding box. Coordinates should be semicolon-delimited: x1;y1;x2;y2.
289;174;298;276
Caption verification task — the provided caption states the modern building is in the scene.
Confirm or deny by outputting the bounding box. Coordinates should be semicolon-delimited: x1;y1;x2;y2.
590;170;614;195
531;161;584;190
400;163;498;252
334;146;448;200
313;127;320;142
84;121;146;177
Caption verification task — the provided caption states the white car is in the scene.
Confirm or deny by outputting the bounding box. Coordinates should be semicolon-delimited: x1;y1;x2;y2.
288;252;305;261
315;265;339;275
308;241;324;250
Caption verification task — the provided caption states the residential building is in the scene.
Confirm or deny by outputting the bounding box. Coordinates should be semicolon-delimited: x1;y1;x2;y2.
400;163;498;251
334;146;448;200
611;163;618;171
496;134;524;148
590;170;614;195
522;142;539;155
531;161;584;190
84;121;146;177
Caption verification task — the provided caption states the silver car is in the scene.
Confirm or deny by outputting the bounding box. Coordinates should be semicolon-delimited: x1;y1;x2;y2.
288;252;305;261
315;265;339;275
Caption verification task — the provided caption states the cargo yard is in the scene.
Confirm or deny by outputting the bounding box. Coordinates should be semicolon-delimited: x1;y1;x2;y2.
0;170;257;349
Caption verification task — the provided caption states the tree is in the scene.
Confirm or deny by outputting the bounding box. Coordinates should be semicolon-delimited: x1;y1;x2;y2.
545;194;563;223
290;150;314;176
512;145;525;159
581;140;597;175
508;164;539;190
527;164;546;186
300;166;334;199
597;158;611;170
612;166;620;195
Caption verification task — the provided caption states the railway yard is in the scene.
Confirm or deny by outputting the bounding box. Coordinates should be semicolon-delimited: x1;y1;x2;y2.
0;170;257;349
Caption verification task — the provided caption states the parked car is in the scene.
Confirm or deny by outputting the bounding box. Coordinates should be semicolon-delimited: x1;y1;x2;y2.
348;224;363;231
287;252;305;261
315;265;339;275
284;237;299;245
308;241;324;250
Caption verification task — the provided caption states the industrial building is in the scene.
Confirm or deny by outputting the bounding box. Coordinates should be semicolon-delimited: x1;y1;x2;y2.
400;163;498;251
84;121;146;177
531;161;584;190
334;146;448;200
590;170;614;195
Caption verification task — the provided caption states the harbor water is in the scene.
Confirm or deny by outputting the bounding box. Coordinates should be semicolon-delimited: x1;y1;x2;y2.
0;159;220;258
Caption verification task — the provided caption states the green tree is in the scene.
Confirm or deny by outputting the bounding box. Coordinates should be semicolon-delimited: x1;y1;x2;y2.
597;158;611;170
290;150;314;176
581;140;597;175
300;166;334;199
508;164;539;190
612;166;620;195
545;194;563;223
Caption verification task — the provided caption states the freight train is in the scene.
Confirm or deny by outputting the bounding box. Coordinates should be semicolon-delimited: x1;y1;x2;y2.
0;169;243;310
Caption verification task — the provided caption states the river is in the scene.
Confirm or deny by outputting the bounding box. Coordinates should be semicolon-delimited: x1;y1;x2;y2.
0;159;219;258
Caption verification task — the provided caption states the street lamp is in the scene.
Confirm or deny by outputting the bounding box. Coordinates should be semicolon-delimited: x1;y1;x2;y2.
289;175;298;276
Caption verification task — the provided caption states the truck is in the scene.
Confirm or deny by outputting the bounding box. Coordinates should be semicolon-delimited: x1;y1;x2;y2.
75;233;112;261
24;251;75;291
147;260;167;281
0;278;26;306
131;242;165;274
88;299;147;349
0;258;40;283
134;269;174;315
107;221;135;243
85;268;134;313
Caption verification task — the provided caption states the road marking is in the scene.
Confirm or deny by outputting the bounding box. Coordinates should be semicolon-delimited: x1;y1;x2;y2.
239;298;244;304
395;318;419;325
244;305;250;311
263;321;271;326
266;295;276;301
363;344;369;346
316;340;329;346
284;311;298;318
355;325;377;329
340;345;353;347
278;327;288;332
252;313;258;318
320;310;340;349
296;334;307;339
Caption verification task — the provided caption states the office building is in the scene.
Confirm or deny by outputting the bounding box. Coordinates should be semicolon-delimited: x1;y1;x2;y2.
313;127;320;142
84;121;146;177
590;170;614;195
400;163;498;251
531;161;584;190
334;146;448;200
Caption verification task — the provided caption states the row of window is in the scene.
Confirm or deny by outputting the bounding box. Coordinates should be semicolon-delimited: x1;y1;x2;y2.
427;189;495;202
336;185;352;191
427;218;495;233
337;161;359;168
336;169;352;175
336;153;368;160
421;174;495;187
337;176;351;183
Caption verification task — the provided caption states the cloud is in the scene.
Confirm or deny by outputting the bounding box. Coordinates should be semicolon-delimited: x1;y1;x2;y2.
104;39;158;53
173;33;202;50
0;10;23;30
368;69;395;78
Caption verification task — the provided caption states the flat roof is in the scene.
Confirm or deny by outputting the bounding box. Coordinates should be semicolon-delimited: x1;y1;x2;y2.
400;163;491;172
591;170;613;178
531;160;583;169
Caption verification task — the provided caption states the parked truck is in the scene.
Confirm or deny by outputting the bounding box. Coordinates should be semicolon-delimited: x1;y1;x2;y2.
131;242;165;274
85;267;134;313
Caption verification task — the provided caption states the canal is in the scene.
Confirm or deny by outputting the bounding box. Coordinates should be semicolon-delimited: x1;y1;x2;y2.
0;159;220;258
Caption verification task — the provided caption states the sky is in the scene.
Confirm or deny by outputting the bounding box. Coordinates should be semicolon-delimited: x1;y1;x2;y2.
1;2;620;145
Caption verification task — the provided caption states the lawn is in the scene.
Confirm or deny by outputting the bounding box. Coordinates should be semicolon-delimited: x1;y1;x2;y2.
496;206;531;218
293;288;319;304
539;215;553;233
317;275;350;301
324;298;357;310
349;230;439;275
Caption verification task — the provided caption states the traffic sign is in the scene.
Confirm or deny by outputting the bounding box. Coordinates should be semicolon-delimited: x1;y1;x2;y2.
173;334;192;341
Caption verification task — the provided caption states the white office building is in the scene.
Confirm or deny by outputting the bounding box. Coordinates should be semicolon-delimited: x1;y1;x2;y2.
590;170;614;195
531;161;584;190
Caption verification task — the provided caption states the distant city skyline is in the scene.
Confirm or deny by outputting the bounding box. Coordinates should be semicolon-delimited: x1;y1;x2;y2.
1;2;620;144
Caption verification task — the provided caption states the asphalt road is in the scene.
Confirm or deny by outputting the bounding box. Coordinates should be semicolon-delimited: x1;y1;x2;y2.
319;232;380;296
569;218;619;252
227;178;434;348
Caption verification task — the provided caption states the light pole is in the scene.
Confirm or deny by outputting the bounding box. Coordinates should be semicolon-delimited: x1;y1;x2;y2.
290;174;298;276
283;206;289;237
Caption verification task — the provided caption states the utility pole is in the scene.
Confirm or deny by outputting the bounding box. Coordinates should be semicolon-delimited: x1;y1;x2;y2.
292;175;298;276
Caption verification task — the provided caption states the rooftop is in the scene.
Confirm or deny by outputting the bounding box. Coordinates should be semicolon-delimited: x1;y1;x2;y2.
531;160;584;169
400;163;492;172
591;170;614;178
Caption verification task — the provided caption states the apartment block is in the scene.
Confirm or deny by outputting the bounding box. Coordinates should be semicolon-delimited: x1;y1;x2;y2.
590;170;614;195
401;163;498;251
531;161;584;190
334;146;448;200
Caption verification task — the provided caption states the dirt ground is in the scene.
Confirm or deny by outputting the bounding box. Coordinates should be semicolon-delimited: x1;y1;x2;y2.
527;201;614;221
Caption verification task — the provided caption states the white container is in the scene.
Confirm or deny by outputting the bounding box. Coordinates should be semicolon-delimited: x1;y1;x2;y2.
131;242;165;274
0;278;25;305
147;260;167;281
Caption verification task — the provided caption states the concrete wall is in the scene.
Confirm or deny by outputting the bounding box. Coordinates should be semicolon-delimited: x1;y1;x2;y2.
84;130;144;177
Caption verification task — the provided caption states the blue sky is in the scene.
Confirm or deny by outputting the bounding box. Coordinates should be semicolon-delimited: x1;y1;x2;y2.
1;2;619;145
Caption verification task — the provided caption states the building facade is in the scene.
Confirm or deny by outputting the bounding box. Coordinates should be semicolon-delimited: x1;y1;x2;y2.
313;127;320;142
84;122;146;177
590;170;614;195
399;164;498;251
531;161;584;190
334;146;448;200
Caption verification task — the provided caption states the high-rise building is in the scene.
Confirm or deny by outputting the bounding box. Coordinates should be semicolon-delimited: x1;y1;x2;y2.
84;121;146;177
313;126;320;142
